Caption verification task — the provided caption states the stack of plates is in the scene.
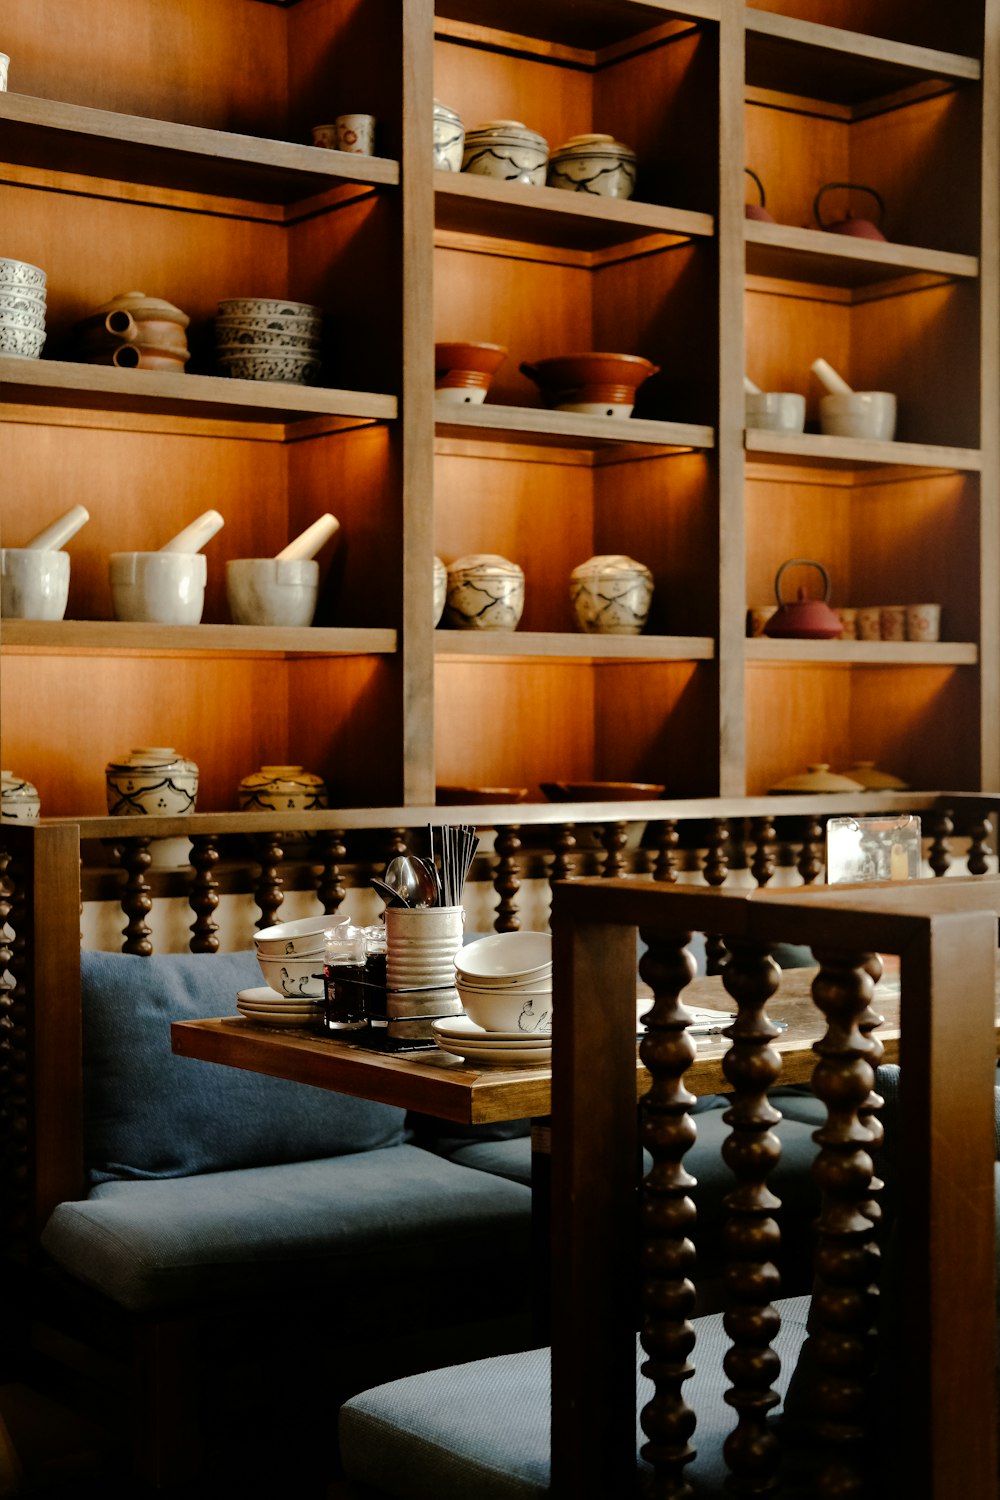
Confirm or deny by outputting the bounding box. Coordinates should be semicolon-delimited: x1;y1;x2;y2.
215;297;323;384
236;983;324;1028
432;1015;551;1066
0;257;47;360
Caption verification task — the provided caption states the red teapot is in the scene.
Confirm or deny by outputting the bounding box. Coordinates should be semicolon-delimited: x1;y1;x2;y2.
763;559;843;640
814;181;886;241
744;167;775;222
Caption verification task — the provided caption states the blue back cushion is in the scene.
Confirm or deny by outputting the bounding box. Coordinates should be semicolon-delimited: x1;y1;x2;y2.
81;949;406;1186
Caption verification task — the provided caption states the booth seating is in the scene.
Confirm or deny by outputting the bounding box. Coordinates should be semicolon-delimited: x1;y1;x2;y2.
339;877;1000;1499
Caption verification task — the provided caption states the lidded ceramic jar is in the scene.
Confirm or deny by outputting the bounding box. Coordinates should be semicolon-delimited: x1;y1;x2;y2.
547;134;637;199
444;554;525;631
461;121;548;185
1;769;40;822
769;764;864;794
433;99;465;171
433;556;447;626
105;747;199;816
238;765;329;813
570;555;654;635
843;760;910;791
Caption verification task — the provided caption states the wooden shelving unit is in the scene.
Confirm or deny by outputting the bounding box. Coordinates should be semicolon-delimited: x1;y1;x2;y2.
1;0;997;822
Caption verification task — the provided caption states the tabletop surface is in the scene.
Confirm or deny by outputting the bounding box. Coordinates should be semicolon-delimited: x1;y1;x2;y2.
170;966;910;1125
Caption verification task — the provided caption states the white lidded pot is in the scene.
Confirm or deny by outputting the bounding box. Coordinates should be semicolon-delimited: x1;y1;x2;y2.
444;553;525;631
1;769;41;821
570;554;654;635
238;765;329;813
105;747;199;816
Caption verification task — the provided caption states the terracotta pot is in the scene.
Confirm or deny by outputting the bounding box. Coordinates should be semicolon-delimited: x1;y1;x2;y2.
520;352;658;416
435;341;507;404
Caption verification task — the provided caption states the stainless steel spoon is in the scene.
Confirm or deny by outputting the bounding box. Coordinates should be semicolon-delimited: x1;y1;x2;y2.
370;875;410;908
384;855;438;908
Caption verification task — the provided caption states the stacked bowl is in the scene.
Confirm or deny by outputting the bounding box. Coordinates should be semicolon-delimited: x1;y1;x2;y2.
0;257;47;360
215;298;323;384
443;931;553;1058
243;914;347;1025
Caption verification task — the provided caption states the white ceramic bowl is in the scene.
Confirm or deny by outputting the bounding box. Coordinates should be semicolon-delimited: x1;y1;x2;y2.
0;287;46;312
218;297;322;320
216;330;320;352
547;134;637;199
819;391;896;441
238;764;328;812
256;951;326;998
461;120;548;185
745;391;806;433
0;308;46;333
569;554;654;635
226;558;320;627
0;548;70;620
218;351;321;384
215;313;321;337
1;769;40;821
0;324;45;358
444;554;525;631
255;913;347;957
0;257;46;288
105;747;199;816
458;982;552;1034
109;551;206;624
457;930;552;983
433;99;465;171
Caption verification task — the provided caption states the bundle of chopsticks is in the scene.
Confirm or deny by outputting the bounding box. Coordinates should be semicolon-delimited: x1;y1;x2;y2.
431;824;479;908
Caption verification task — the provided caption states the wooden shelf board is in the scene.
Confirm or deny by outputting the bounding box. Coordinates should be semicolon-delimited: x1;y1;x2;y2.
434;0;718;55
744;429;981;473
0;358;397;430
744;221;978;290
435;403;714;453
435;174;713;252
1;621;398;657
435;632;715;662
745;639;977;667
744;12;980;106
0;93;399;206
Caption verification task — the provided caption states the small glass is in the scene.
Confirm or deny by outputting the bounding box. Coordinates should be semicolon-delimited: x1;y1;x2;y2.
323;924;369;1031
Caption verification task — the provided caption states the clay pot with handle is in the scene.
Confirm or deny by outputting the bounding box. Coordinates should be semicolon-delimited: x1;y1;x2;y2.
763;559;844;639
744;168;775;222
814;182;887;241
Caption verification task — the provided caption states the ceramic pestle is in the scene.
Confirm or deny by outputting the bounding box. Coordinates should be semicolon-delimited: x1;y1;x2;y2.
810;358;853;396
25;504;90;550
744;376;762;395
275;513;340;562
159;510;225;553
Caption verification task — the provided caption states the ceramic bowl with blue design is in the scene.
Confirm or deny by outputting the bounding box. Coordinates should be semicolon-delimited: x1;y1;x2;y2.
105;747;199;816
547;134;637;199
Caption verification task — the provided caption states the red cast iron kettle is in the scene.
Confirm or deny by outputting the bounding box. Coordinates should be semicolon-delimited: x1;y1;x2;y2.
764;559;843;640
814;181;886;241
744;167;775;222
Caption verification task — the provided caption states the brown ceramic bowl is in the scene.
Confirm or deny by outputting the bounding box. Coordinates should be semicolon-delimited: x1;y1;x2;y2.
435;341;508;403
520;352;658;414
540;781;665;802
437;785;529;805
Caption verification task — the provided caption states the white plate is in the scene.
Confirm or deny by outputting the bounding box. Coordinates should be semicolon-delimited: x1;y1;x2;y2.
433;1015;550;1043
434;1037;551;1066
237;1001;323;1016
237;985;285;1004
236;1007;322;1027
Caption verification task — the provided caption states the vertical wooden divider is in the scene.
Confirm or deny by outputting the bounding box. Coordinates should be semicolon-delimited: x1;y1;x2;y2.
978;0;1000;786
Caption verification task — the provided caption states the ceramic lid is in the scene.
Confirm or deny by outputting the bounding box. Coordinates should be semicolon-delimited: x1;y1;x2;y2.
106;746;197;772
551;133;636;159
571;554;652;581
464;120;547;147
844;760;910;791
94;291;190;328
447;553;524;577
1;769;39;799
769;763;864;793
240;765;326;787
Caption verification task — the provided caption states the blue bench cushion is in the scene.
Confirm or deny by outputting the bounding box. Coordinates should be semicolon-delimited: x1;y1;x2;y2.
41;1144;531;1313
339;1295;812;1498
81;949;406;1185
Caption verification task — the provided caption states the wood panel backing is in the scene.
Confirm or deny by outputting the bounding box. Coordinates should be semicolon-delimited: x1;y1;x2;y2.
742;1;979;57
593;660;716;794
288;0;402;156
432;33;593;158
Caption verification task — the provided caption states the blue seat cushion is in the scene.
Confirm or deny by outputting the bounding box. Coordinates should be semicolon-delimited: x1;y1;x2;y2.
81;949;407;1185
339;1295;812;1498
41;1144;531;1313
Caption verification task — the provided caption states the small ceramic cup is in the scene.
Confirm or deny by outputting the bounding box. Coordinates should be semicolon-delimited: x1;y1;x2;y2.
335;114;376;154
857;606;882;642
1;769;40;821
109;551;207;625
835;607;858;640
747;605;778;638
0;548;70;620
880;605;906;642
311;123;337;149
906;603;941;643
0;54;9;92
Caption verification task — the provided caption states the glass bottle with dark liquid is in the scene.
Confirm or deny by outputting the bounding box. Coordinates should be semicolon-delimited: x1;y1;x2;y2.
323;924;369;1031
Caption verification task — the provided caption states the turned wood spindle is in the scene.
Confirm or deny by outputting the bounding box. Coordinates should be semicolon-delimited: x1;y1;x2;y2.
636;927;701;1492
0;842;28;1255
187;835;220;954
653;819;680;884
797;818;825;885
599;820;629;879
750;816;777;888
720;940;786;1493
119;837;153;955
493;825;522;932
928;809;953;878
967;814;993;877
253;833;285;931
703;819;730;973
550;823;578;885
805;947;886;1491
316;829;348;916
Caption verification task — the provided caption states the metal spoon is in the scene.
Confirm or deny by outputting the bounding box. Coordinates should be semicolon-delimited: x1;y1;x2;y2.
370;875;410;908
384;855;438;909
